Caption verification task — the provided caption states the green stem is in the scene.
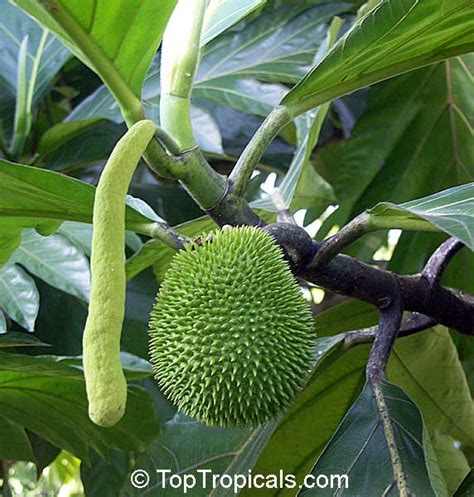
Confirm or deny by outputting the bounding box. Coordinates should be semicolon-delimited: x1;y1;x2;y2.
160;0;208;151
229;105;292;197
129;222;190;249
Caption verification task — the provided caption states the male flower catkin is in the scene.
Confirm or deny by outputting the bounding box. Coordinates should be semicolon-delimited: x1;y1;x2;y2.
149;226;314;427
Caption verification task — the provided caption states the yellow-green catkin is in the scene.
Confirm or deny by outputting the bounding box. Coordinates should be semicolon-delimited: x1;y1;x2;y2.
83;120;156;427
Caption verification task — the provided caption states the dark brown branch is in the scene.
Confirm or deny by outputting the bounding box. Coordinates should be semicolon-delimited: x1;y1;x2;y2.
366;294;413;496
421;237;464;287
310;212;369;270
366;290;403;381
255;222;474;335
344;313;436;348
263;222;315;270
300;246;474;335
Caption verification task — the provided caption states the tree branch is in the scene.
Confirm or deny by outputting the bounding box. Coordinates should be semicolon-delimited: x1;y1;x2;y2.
365;293;414;496
366;288;403;380
310;212;369;269
301;245;474;335
255;222;474;335
421;237;464;287
343;313;436;348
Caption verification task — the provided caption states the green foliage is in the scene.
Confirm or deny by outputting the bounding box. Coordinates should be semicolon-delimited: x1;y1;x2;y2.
0;352;159;463
368;183;474;249
300;381;448;497
282;0;474;115
388;327;473;493
0;0;472;495
13;0;177;103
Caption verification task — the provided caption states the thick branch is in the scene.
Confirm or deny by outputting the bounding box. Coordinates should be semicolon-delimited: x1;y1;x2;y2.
300;245;474;335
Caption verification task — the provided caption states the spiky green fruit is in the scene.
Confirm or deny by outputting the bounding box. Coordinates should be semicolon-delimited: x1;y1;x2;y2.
148;226;314;427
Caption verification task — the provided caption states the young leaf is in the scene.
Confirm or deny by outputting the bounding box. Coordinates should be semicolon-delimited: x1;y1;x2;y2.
283;0;474;116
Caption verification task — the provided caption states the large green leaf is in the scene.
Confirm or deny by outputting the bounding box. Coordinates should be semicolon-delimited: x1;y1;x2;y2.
431;432;471;496
315;55;473;244
0;160;158;226
454;470;474;496
201;0;266;46
300;381;448;497
240;346;369;497
81;449;131;497
0;332;50;348
388;327;473;493
0;352;159;464
240;300;377;497
13;0;177;101
58;220;142;256
69;4;351;121
210;422;279;497
0;159;160;265
367;183;474;249
0;415;34;461
122;413;253;496
282;0;474;115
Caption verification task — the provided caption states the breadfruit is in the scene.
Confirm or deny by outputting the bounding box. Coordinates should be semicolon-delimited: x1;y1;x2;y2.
149;226;314;427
